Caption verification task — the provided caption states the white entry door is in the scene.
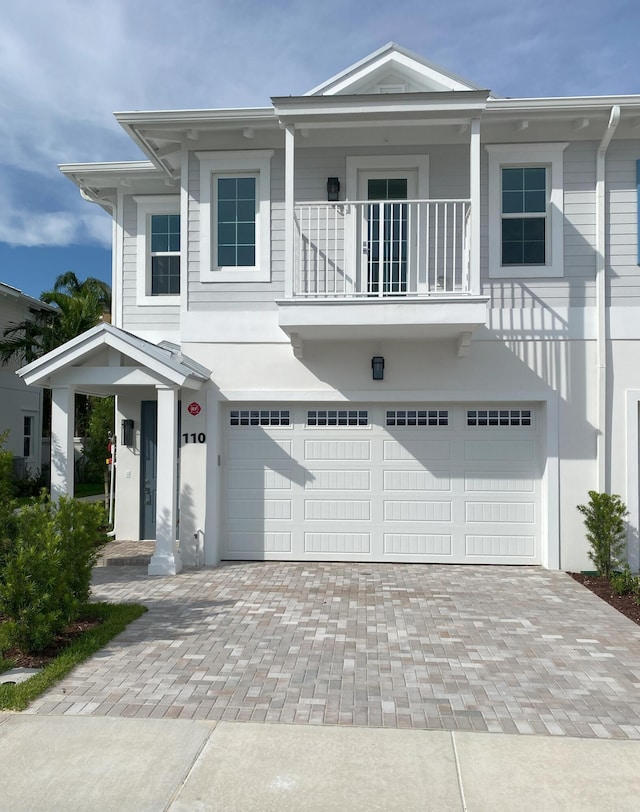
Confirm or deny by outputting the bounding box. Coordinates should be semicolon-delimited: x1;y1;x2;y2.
222;404;542;565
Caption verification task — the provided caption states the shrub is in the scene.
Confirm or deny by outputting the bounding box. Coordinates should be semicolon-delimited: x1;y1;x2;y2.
577;491;629;578
0;495;105;653
13;466;48;498
610;563;637;595
0;433;17;572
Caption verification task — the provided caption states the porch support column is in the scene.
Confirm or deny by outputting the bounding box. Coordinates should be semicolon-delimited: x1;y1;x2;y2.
148;385;182;576
284;123;295;299
50;386;75;502
469;117;481;295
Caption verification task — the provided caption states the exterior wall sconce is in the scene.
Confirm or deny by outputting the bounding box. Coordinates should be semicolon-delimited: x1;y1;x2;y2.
372;356;385;380
121;419;135;447
327;177;340;201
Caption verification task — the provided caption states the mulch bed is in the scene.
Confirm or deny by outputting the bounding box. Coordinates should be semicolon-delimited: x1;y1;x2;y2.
1;617;102;668
569;573;640;626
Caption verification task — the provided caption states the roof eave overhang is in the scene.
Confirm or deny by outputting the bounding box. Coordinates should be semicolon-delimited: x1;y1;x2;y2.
273;90;490;127
487;95;640;115
114;108;279;175
18;324;210;391
59;161;164;207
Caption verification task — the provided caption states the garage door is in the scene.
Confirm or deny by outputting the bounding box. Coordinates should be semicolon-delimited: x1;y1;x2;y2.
223;404;542;565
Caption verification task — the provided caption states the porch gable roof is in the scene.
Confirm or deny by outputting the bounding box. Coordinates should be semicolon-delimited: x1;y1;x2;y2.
17;323;210;391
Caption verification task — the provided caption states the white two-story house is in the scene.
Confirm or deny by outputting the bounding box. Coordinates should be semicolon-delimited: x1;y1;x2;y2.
0;282;51;476
18;43;640;575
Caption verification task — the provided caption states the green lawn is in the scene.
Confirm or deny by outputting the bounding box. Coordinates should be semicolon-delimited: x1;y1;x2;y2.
0;602;147;710
74;482;107;498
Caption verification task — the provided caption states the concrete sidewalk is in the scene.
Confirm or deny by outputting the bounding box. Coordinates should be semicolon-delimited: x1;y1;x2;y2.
0;714;638;811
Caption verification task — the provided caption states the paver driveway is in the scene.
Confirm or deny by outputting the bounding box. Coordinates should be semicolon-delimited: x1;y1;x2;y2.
26;563;640;739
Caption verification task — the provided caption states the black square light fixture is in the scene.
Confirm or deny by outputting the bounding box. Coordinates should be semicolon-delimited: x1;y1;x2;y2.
371;356;385;380
121;419;135;447
327;177;340;202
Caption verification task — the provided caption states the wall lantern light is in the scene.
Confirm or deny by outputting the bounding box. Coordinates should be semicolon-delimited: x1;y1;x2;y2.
327;177;340;201
371;356;385;381
121;419;135;447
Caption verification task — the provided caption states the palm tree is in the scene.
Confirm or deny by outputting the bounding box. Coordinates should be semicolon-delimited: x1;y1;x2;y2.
0;272;111;366
0;272;113;470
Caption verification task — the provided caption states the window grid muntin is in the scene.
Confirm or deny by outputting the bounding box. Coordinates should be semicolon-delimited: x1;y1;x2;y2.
307;410;368;427
229;409;290;427
216;174;257;268
23;415;34;458
501;166;547;266
467;409;532;427
386;409;448;427
150;213;180;295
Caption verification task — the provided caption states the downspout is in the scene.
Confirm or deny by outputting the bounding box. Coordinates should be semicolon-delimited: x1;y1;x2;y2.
596;105;621;492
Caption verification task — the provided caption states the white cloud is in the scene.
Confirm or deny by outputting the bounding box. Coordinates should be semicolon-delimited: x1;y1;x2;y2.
1;0;639;250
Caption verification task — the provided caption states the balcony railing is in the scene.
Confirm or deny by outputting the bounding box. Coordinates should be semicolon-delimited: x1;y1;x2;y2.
293;199;471;298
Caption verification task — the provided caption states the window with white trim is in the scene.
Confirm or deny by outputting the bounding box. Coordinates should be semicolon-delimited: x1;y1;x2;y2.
23;414;35;460
486;143;568;278
135;196;181;304
197;150;273;282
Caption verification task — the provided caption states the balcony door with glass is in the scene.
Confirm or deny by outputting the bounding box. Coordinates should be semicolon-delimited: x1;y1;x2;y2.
359;171;417;295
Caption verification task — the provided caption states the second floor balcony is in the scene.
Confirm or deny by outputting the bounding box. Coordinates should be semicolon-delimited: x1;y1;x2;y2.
277;198;488;348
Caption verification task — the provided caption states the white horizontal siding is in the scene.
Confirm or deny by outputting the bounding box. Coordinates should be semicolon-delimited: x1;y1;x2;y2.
180;138;636;314
481;142;598;308
608;141;640;303
121;194;180;333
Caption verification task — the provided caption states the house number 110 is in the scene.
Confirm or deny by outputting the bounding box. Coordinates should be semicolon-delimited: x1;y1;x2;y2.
182;433;206;444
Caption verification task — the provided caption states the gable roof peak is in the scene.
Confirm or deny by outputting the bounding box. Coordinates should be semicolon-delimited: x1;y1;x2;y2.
305;42;482;97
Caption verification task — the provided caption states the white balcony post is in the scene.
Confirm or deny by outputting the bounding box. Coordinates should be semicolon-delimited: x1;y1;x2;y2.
469;118;481;295
148;385;182;576
284;123;295;299
50;386;75;502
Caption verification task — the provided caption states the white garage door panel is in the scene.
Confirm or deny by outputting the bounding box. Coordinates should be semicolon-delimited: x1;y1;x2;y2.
227;499;292;520
223;404;542;564
305;440;370;460
466;535;536;557
305;533;371;554
464;440;534;461
383;439;451;461
229;438;292;461
226;532;292;554
305;500;371;521
465;502;535;523
465;474;534;492
384;534;452;556
384;501;452;522
305;470;371;490
384;470;451;491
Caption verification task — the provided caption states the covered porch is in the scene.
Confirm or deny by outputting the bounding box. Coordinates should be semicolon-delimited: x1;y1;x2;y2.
17;323;210;576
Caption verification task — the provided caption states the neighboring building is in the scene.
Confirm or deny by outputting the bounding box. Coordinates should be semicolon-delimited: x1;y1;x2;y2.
18;43;640;574
0;283;52;475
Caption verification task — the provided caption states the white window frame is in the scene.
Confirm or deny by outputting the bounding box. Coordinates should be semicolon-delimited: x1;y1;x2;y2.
135;196;181;305
486;143;568;279
197;150;273;282
22;412;36;462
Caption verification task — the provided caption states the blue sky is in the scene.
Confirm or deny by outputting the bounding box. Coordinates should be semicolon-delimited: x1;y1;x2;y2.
1;0;639;299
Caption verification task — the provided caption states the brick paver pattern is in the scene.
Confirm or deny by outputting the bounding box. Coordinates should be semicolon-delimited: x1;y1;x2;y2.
26;562;640;739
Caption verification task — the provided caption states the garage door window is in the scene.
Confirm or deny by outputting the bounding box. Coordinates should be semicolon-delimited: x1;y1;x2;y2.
307;410;368;426
467;409;532;427
386;409;448;427
229;409;290;426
